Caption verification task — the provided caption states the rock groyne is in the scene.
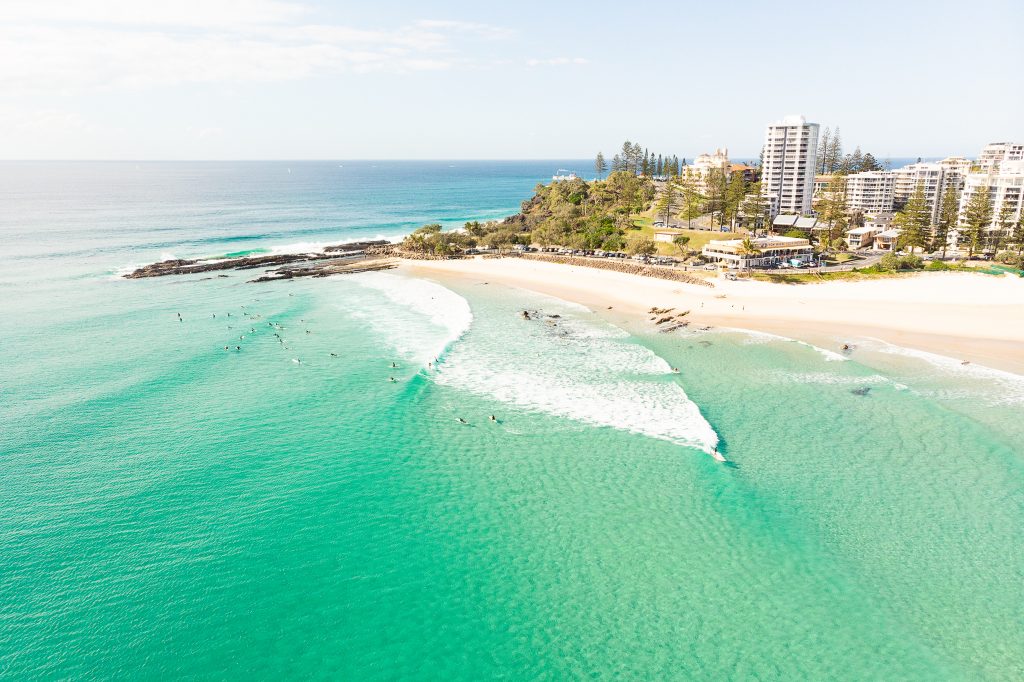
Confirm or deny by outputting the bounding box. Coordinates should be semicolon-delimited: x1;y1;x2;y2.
520;253;714;288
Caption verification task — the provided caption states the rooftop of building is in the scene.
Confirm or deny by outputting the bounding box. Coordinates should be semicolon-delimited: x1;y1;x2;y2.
847;225;878;235
704;235;812;252
772;215;819;229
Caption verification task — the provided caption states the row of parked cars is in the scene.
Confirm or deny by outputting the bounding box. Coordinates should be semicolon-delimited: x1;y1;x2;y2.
537;246;684;267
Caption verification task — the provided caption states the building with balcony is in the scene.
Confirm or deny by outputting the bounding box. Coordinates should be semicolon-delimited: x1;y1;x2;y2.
958;161;1024;236
893;163;955;224
686;148;731;193
844;171;896;214
977;142;1024;174
874;229;901;251
939;156;973;176
760;115;819;218
701;235;813;268
846;225;879;250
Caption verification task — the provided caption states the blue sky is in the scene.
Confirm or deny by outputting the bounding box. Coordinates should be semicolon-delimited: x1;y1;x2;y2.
1;0;1020;159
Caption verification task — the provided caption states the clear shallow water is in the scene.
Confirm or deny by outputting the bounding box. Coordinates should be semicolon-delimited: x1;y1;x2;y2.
1;162;1021;680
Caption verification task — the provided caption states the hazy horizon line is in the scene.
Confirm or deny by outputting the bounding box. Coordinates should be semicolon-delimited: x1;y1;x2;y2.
0;154;953;163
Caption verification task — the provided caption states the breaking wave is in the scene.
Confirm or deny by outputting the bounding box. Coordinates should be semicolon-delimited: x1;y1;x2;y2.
340;274;719;455
864;340;1024;405
721;327;849;361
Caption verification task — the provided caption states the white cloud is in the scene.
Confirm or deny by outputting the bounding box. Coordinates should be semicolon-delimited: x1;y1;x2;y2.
526;57;589;67
0;106;102;140
0;0;307;28
0;2;510;95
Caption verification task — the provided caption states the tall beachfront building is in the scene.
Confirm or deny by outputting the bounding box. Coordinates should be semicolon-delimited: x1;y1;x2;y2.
892;162;963;224
761;115;819;217
844;171;896;214
977;142;1024;174
959;160;1024;234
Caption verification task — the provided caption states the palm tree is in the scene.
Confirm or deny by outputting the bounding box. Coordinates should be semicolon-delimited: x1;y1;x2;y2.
737;237;762;271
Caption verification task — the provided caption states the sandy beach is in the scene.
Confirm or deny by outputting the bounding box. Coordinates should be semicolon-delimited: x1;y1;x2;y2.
404;257;1024;374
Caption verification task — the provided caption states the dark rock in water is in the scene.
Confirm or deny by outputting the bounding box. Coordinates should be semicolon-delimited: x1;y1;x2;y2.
851;387;871;396
548;314;561;319
124;240;391;279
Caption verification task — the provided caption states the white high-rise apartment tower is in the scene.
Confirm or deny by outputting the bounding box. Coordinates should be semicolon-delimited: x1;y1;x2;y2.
959;160;1024;234
977;142;1024;174
761;115;819;217
844;171;896;214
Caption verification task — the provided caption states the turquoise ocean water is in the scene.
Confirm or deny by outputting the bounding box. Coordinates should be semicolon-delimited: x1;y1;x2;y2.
1;161;1021;680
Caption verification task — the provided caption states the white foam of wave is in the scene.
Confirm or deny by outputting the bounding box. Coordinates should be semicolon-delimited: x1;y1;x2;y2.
435;294;719;455
267;241;331;256
768;371;895;387
864;339;1024;405
335;276;718;455
718;327;848;361
342;272;473;366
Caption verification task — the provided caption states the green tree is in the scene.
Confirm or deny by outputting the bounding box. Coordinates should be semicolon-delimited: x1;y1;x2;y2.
815;174;849;245
960;187;993;258
678;170;704;229
704;168;729;228
737;237;762;270
861;152;881;172
996;200;1016;251
824;127;843;174
1012;213;1024;255
848;146;864;174
627;238;657;258
934;183;959;258
893;181;931;253
594;152;607;180
655;182;678;226
724;174;748;229
671;234;691;256
738;182;767;233
817;127;831;175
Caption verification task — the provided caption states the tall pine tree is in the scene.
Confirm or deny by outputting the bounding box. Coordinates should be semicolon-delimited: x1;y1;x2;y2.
817;127;831;174
1012;213;1024;255
961;187;993;258
655;182;678;226
934;183;959;258
894;181;931;253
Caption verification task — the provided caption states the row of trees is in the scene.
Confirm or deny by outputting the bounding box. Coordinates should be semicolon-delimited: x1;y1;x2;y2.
595;141;686;180
816;127;885;175
655;170;767;232
955;188;1024;257
892;182;1024;258
400;171;658;255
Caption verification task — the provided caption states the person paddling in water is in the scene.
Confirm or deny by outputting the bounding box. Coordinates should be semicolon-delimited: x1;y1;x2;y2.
489;415;497;422
457;417;468;424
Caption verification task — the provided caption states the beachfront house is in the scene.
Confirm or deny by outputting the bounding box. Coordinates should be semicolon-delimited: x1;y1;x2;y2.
701;235;813;269
846;225;879;250
874;228;901;251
